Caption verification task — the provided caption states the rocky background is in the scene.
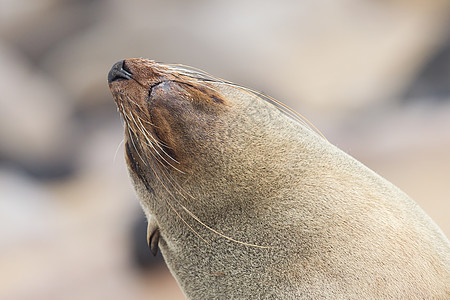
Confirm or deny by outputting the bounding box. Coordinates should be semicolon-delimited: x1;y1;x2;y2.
1;0;449;299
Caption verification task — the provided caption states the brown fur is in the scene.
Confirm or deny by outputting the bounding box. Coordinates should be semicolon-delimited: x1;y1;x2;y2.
109;58;450;299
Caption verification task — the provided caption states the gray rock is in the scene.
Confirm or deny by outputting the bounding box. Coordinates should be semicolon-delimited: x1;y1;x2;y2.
0;43;79;179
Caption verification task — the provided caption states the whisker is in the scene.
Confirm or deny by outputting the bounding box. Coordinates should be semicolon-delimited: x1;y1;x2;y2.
150;160;210;245
165;64;328;141
115;64;288;249
136;116;181;165
126;113;168;169
126;126;148;167
121;95;184;173
180;204;272;249
155;159;271;248
130;111;185;174
114;139;124;164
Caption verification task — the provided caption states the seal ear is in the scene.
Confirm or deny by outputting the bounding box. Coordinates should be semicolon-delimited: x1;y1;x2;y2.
147;217;160;256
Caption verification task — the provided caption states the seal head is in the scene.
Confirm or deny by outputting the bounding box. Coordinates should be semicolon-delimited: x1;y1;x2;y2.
108;58;450;299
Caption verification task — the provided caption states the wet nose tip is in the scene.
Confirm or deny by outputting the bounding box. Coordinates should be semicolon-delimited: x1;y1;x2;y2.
108;60;133;83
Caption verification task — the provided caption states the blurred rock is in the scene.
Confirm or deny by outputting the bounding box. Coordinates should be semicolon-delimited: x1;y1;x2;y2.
0;166;62;300
41;0;450;120
403;31;450;102
0;0;54;34
0;0;104;63
0;43;79;180
0;166;60;249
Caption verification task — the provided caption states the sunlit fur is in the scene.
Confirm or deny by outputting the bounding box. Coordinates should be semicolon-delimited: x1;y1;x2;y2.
109;58;450;299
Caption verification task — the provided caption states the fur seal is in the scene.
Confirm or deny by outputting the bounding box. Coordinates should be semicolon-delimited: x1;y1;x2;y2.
108;58;450;299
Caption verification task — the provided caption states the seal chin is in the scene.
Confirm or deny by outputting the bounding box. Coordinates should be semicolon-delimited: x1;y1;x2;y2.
108;60;133;83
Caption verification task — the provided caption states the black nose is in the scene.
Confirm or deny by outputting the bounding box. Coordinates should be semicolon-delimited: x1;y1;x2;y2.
108;60;133;83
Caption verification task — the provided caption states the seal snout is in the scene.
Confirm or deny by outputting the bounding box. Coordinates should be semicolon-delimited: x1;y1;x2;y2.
108;60;133;83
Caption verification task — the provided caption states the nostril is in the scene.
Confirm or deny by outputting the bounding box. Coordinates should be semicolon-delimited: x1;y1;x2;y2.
108;60;133;83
